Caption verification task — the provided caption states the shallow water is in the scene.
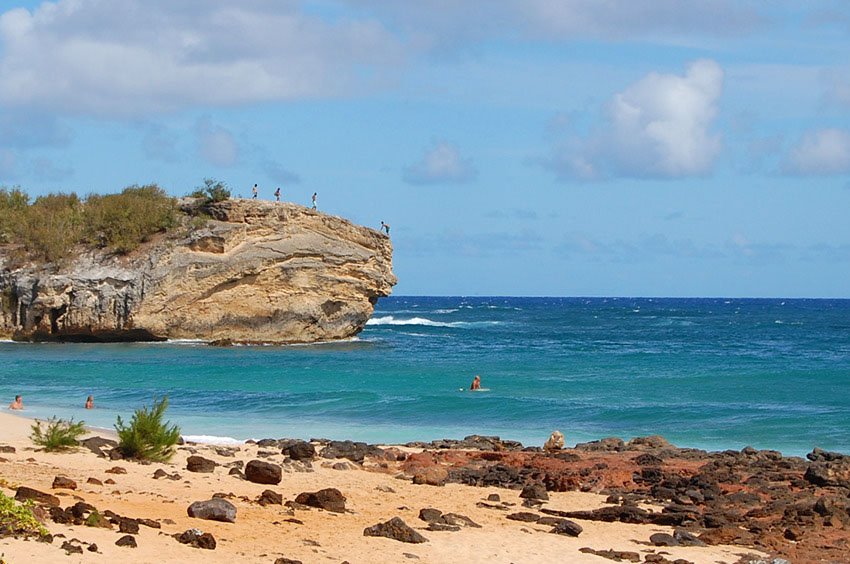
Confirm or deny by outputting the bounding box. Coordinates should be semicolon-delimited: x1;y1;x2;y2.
2;297;849;456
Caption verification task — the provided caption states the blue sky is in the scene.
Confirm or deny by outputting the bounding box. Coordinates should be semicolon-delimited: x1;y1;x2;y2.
1;1;849;297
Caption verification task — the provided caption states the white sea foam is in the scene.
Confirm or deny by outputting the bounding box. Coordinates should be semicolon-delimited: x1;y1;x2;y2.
432;308;459;314
367;316;457;327
182;434;244;445
367;316;501;328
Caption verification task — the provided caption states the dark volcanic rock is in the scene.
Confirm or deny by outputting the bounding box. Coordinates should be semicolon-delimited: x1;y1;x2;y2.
52;476;77;490
15;486;60;507
61;540;83;554
258;489;283;506
245;459;282;485
579;548;640;562
274;559;303;564
80;436;118;457
186;455;217;473
363;517;428;543
649;532;678;546
550;519;583;536
321;440;384;463
507;512;541;523
418;508;443;523
519;483;549;501
187;498;237;523
294;488;346;513
804;460;850;488
115;535;137;548
119;518;140;534
284;441;316;461
177;528;217;550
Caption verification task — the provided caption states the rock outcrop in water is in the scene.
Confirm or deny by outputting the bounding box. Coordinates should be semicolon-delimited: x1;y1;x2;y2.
0;199;396;343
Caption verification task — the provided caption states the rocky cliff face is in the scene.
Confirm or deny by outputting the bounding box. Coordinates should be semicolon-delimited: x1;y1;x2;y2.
0;199;396;344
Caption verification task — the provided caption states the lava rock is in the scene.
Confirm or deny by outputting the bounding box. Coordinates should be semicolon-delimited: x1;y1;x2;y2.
294;488;346;513
186;455;217;473
177;528;217;550
15;486;60;507
258;489;283;506
187;498;237;523
284;441;316;461
245;460;282;485
649;532;678;546
363;517;428;543
51;476;77;490
507;512;541;523
551;519;583;537
115;535;137;548
519;483;549;501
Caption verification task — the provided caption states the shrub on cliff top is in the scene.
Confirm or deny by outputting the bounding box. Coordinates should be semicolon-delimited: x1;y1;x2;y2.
0;185;178;261
84;184;177;253
115;396;181;462
30;417;87;451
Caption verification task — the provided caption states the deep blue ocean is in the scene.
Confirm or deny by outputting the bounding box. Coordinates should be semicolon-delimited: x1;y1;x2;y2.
2;297;849;456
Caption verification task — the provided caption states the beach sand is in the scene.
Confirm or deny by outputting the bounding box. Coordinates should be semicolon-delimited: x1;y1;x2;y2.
0;412;762;563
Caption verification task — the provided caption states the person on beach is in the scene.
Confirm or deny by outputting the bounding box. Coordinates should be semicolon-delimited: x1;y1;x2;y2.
381;221;390;235
85;395;94;409
311;192;317;210
8;395;23;410
252;184;258;199
470;375;481;390
274;187;281;202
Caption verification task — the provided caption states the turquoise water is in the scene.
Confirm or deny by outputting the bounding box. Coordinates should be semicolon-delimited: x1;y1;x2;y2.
2;297;849;456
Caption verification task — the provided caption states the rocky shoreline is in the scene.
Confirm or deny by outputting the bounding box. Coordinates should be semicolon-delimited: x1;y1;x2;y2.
1;415;846;563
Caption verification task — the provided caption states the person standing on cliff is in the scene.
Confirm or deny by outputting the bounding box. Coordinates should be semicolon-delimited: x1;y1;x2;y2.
381;221;390;235
8;395;23;410
252;184;258;199
274;187;281;202
311;192;317;210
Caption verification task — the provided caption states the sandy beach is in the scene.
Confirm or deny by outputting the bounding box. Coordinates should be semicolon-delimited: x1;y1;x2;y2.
0;411;773;564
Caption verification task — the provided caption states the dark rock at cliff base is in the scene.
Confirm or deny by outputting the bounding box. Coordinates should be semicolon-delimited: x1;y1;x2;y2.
294;488;346;513
245;460;282;485
186;455;217;473
321;440;384;464
574;437;625;452
363;517;428;544
284;441;316;461
187;499;237;523
15;486;59;507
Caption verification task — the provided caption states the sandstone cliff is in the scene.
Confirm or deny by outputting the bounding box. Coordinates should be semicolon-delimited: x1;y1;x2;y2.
0;199;396;344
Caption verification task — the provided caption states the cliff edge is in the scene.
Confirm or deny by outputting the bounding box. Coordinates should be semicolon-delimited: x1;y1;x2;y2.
0;199;396;344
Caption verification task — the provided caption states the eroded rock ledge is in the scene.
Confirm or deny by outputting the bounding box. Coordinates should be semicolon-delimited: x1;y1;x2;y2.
0;199;396;344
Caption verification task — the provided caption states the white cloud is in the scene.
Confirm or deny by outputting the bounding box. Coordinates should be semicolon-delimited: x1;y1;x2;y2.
784;129;850;175
544;59;724;180
195;118;238;168
0;0;403;117
403;141;477;185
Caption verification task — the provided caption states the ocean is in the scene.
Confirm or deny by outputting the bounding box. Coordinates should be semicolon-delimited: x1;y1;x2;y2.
2;296;849;457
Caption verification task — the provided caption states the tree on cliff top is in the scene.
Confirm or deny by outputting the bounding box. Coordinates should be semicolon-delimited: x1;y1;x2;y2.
190;178;230;204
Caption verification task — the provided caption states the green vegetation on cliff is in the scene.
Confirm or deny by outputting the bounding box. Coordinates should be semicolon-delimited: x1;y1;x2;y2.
0;184;189;262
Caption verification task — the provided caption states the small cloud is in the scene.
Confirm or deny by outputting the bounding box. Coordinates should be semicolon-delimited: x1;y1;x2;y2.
195;117;238;167
403;141;477;185
541;59;724;180
31;157;74;182
262;159;301;185
783;128;850;175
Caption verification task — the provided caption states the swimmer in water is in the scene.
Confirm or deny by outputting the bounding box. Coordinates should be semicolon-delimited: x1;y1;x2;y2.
470;375;481;390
